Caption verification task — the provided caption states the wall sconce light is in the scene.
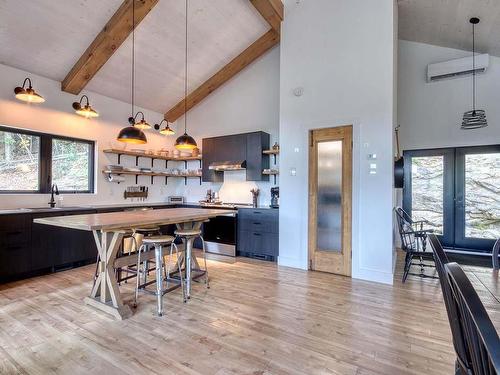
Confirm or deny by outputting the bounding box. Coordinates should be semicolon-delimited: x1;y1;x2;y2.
14;78;45;103
72;95;99;118
129;111;151;130
154;119;175;135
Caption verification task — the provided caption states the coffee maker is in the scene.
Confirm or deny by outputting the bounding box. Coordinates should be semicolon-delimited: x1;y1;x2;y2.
270;187;279;208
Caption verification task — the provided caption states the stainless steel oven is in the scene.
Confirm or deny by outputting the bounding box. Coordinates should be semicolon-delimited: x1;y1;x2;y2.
196;204;240;256
202;214;237;256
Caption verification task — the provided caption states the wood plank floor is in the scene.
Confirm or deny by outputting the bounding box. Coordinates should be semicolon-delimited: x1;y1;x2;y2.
0;253;486;375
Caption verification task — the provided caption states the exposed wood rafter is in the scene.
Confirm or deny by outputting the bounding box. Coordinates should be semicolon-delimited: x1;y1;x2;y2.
164;0;283;122
61;0;158;95
164;29;280;122
250;0;284;33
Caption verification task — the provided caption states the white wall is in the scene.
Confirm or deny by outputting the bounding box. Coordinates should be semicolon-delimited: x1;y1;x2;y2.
278;0;397;284
0;43;280;210
0;63;181;209
173;47;280;207
399;40;500;150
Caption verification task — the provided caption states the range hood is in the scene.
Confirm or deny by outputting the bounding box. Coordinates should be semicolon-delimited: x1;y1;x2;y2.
209;160;247;171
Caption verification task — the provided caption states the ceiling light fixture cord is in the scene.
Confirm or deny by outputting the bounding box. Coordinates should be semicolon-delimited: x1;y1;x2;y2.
184;0;188;134
132;0;135;117
472;20;475;113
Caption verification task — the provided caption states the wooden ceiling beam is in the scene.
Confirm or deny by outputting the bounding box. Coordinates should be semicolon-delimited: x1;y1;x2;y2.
61;0;158;95
164;29;280;122
250;0;284;33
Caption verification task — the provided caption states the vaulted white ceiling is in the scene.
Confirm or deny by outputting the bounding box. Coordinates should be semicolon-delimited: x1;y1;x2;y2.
398;0;500;56
0;0;269;113
4;0;498;115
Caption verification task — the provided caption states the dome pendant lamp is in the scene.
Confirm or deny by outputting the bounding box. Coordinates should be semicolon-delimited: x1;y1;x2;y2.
175;0;197;151
117;0;147;144
14;77;45;103
461;17;488;130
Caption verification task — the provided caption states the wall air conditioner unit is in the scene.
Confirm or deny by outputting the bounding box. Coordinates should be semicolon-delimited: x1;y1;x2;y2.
427;54;489;82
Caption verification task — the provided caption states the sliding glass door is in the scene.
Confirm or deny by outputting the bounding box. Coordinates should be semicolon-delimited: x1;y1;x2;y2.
403;145;499;252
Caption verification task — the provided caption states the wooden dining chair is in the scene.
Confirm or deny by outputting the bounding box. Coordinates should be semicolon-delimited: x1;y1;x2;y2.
429;234;470;375
492;238;500;270
394;207;436;282
445;262;500;374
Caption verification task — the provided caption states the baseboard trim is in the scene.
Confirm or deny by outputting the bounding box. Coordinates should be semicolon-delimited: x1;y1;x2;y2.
352;267;394;285
277;256;308;270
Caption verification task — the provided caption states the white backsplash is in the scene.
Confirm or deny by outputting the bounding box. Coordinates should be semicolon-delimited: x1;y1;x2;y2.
179;170;274;207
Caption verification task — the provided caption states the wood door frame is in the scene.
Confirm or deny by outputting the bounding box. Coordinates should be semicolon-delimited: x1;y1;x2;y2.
308;125;353;276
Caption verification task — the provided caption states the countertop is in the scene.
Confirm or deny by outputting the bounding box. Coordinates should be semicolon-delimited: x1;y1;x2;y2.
0;202;278;216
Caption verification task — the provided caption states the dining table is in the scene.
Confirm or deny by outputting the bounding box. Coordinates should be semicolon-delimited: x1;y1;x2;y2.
34;207;234;320
464;265;500;331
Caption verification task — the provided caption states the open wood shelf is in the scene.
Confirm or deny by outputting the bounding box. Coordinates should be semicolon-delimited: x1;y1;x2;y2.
102;170;202;185
103;149;201;161
262;149;279;155
262;170;279;184
262;170;279;175
263;149;279;164
103;149;202;168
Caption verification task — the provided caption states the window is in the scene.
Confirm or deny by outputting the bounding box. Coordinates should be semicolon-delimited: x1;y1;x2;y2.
52;138;93;192
0;129;40;192
0;126;94;193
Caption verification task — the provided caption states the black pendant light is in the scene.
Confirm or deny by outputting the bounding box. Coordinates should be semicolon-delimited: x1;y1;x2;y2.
175;0;197;151
154;119;175;135
14;77;45;103
72;94;99;118
117;0;147;144
462;17;488;130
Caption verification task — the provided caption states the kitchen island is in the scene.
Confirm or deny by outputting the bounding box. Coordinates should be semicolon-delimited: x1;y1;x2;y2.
34;207;233;319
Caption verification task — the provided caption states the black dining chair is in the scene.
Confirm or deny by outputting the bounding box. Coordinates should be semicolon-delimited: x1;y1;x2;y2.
429;234;471;374
394;207;435;282
445;262;500;375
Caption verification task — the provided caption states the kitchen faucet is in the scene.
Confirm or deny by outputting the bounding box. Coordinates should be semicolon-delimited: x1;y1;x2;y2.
49;184;59;208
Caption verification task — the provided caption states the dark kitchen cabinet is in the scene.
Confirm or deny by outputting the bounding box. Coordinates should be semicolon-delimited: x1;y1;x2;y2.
0;214;32;277
246;132;270;181
31;212;67;270
58;210;97;265
31;210;97;271
0;209;99;282
202;137;224;183
237;208;279;261
202;131;270;182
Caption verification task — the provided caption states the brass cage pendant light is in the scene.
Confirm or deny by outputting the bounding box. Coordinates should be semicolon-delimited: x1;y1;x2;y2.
461;17;488;130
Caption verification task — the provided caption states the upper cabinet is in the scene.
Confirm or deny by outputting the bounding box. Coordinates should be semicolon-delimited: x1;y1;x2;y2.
202;131;270;182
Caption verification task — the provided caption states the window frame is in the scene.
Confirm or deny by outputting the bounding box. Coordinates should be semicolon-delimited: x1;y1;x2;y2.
403;144;500;253
0;125;95;194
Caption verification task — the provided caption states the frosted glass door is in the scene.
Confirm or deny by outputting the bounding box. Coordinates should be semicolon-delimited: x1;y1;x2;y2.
317;140;342;252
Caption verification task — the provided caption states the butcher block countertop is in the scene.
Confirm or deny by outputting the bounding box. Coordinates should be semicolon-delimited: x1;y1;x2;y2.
33;207;235;232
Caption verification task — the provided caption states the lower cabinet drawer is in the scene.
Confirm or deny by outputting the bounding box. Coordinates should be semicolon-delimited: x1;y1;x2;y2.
238;230;278;256
0;245;32;278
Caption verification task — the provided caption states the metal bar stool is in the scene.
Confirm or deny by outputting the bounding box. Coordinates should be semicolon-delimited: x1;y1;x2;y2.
130;226;161;284
174;227;209;299
134;235;185;316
